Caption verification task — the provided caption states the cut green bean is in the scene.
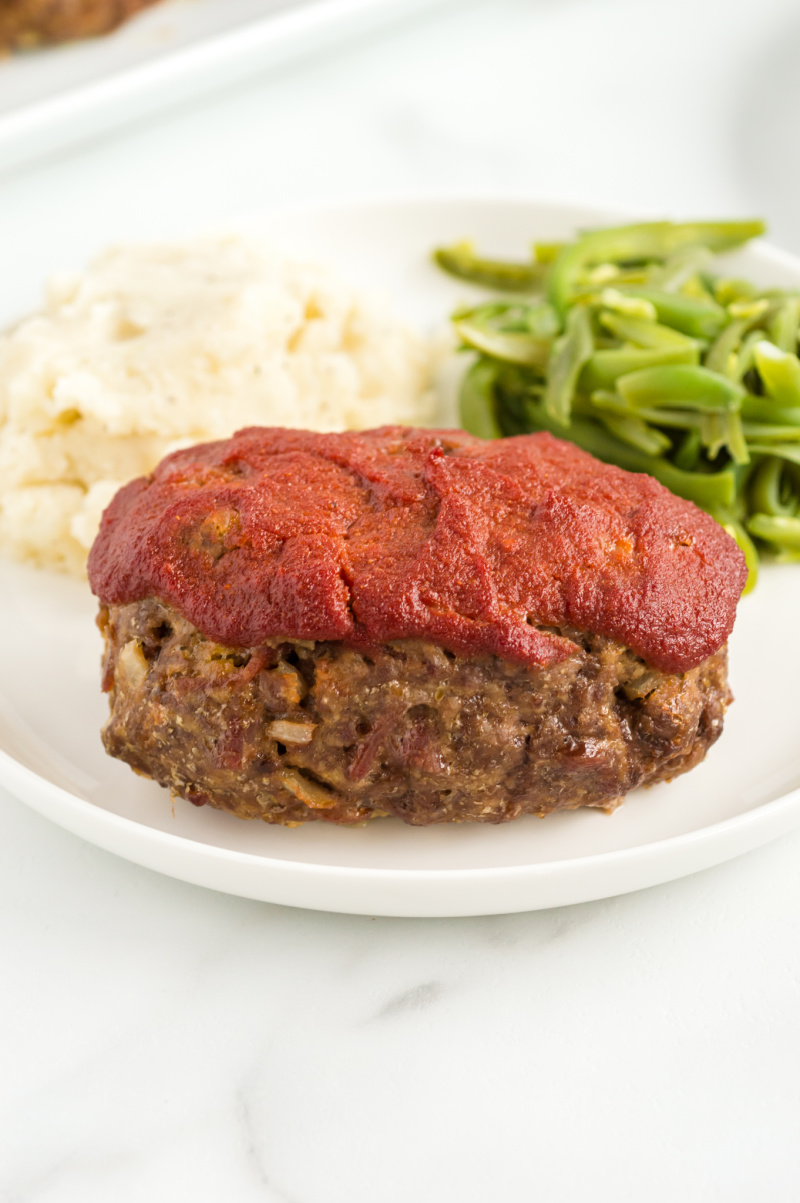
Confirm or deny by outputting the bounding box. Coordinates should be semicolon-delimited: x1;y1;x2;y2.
741;423;800;441
548;220;765;315
533;241;564;264
591;393;748;463
459;358;503;439
544;304;593;425
704;318;749;377
715;278;758;306
768;298;800;353
673;429;703;471
525;304;561;339
740;397;800;426
454;315;552;367
650;245;714;293
747;513;800;548
754;341;800;406
614;288;728;339
747;443;800;467
728;297;771;321
748;457;799;517
597;412;673;456
616;365;743;413
597;288;658;320
708;410;749;464
434;243;545;292
733;329;769;382
598;311;697;349
580;344;698;393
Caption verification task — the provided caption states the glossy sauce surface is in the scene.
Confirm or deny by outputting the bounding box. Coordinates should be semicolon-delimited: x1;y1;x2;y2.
88;426;747;673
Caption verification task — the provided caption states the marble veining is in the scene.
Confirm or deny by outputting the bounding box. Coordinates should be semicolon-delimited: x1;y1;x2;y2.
371;980;446;1021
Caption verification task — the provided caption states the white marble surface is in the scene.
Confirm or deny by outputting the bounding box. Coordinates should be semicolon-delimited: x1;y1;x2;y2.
2;0;800;1197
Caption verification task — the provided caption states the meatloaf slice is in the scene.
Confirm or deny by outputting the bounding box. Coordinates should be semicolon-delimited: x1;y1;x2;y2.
98;598;731;826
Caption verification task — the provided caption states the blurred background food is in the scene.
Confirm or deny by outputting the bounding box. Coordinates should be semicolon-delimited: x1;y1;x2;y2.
0;0;161;51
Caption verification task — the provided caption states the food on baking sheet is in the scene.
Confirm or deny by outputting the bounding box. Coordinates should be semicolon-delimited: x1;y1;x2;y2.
434;218;800;589
0;0;160;50
89;425;747;826
0;238;437;575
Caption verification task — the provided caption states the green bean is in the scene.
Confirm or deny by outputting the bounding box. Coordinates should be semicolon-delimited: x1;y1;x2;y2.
533;241;564;264
704;318;749;377
768;298;800;352
614;288;728;339
525;304;561;339
597;412;673;456
454;300;559;337
747;443;800;466
580;344;699;393
754;341;800;406
683;272;719;305
727;297;771;321
544;305;593;425
673;429;703;471
733;329;769;382
748;456;799;517
459;358;503;439
597;288;658;319
650;245;714;293
598;311;697;349
629;455;736;511
548;220;765;315
703;304;775;376
741;423;800;441
747;513;800;548
707;411;749;464
494;372;538;436
616;364;743;413
714;278;758;306
454;315;552;367
434;243;546;292
740;397;800;426
589;394;696;426
591;393;748;463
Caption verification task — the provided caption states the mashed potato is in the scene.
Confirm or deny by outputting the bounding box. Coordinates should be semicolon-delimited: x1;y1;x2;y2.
0;236;439;575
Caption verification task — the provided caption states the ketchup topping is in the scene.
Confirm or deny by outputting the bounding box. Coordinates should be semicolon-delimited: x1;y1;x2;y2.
87;426;747;673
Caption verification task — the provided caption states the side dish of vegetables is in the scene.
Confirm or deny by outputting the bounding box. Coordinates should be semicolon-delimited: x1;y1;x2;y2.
434;219;800;591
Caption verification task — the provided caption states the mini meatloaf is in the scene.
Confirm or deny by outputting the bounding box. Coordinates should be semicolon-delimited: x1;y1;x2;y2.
88;426;747;826
0;0;159;50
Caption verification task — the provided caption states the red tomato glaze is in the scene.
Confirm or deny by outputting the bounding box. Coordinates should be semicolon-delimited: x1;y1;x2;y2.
88;426;748;673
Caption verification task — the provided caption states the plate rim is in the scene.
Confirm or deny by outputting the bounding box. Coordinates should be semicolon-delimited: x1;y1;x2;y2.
4;737;800;883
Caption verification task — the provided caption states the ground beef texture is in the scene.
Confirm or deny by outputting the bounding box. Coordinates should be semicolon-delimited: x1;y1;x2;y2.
98;599;732;826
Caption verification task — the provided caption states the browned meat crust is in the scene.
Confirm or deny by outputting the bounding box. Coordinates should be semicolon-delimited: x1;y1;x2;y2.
99;599;732;826
0;0;160;50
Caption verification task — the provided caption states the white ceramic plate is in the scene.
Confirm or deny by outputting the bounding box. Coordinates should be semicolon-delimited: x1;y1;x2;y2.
2;196;800;918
